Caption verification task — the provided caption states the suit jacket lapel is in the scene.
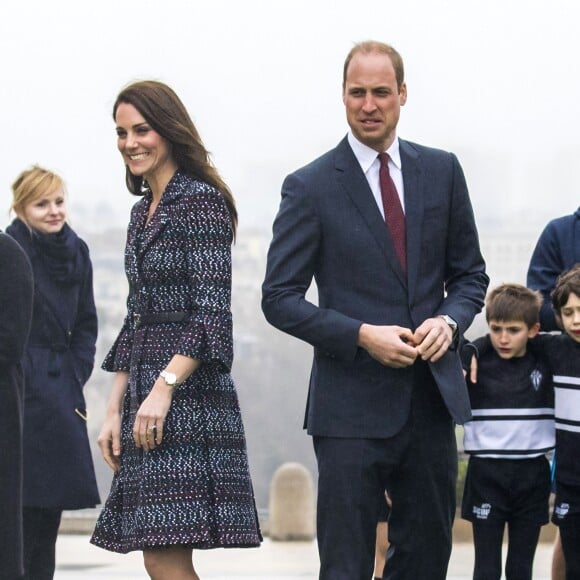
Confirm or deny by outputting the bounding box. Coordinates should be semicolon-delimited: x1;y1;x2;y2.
334;137;407;288
400;139;424;305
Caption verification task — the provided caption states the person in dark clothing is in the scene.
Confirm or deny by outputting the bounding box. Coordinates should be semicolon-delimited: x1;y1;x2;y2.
543;266;580;580
6;165;100;580
262;40;488;580
0;232;33;580
462;284;554;580
526;208;580;579
527;208;580;331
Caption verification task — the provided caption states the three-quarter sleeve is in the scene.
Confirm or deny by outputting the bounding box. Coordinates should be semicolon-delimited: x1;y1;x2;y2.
174;187;234;370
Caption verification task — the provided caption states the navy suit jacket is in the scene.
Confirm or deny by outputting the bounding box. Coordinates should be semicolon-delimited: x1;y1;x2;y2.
262;137;489;438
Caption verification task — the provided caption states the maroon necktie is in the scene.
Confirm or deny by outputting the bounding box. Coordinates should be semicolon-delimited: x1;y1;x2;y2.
378;152;406;273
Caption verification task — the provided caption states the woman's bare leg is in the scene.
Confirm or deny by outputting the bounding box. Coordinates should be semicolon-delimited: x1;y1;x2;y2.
143;546;199;580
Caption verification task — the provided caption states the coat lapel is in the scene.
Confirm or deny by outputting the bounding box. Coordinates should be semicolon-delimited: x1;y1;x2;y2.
399;139;424;307
136;198;169;259
133;172;182;260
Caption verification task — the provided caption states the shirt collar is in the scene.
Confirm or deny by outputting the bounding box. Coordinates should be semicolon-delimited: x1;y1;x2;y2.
347;131;402;174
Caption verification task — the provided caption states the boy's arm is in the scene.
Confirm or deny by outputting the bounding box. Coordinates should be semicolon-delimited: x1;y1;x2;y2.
459;336;478;371
459;335;491;383
528;332;558;363
459;334;493;384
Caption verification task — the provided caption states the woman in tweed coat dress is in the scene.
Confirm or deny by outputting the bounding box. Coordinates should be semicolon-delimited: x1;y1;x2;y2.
91;81;261;579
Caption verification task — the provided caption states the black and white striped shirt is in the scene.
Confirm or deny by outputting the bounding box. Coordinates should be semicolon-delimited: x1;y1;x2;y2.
464;346;554;459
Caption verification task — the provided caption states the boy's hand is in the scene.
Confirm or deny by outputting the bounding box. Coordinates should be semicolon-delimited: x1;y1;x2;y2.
469;354;478;383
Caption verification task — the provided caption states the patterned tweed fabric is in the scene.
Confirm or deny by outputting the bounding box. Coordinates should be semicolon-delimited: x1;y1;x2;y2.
91;171;262;553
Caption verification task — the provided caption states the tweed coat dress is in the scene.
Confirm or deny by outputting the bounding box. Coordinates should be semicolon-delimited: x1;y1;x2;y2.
91;171;261;553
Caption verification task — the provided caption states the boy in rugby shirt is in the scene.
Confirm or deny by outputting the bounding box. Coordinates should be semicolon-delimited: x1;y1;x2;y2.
462;284;555;580
538;265;580;579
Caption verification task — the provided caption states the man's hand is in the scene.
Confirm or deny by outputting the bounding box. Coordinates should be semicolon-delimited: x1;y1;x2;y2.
413;317;453;362
358;323;418;368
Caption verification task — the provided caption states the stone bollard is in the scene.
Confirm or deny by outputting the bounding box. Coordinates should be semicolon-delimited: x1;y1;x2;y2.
269;462;316;541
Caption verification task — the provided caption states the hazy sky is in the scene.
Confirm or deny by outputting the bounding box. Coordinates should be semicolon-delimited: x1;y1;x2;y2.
1;0;579;233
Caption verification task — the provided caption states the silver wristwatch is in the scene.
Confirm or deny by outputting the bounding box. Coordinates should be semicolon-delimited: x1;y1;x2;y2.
160;370;180;388
439;314;458;338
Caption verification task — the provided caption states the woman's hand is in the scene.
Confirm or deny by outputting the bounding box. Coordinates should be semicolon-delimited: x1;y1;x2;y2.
98;371;129;472
97;412;123;472
133;379;174;451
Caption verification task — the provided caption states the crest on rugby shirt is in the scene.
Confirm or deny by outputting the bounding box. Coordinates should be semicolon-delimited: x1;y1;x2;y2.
530;368;543;391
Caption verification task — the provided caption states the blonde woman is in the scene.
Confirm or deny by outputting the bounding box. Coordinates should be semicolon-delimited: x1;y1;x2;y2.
7;166;99;579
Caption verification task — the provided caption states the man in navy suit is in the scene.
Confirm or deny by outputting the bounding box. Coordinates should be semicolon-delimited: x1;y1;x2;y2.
262;41;489;579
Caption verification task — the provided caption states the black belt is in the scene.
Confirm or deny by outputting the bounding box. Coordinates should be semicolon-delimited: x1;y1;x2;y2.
134;312;190;327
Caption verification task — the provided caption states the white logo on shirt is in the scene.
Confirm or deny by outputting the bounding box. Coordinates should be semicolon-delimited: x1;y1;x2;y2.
530;369;543;391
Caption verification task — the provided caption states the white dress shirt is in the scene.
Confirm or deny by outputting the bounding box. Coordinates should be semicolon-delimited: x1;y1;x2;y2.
347;132;405;217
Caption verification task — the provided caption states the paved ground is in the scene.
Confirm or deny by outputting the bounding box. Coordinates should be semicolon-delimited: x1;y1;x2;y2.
55;535;554;579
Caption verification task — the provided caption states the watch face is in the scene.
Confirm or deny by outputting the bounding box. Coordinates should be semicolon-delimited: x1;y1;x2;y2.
162;371;177;385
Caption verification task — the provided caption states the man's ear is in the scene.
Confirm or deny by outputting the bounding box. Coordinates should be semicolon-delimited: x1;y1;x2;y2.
399;82;407;106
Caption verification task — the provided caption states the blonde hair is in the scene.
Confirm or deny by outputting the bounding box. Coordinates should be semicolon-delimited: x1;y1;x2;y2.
11;165;65;218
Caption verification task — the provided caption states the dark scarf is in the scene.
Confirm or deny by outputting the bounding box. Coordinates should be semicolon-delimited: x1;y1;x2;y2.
6;218;83;286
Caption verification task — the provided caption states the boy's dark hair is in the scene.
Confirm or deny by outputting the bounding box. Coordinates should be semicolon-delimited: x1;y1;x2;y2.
485;283;542;328
552;264;580;315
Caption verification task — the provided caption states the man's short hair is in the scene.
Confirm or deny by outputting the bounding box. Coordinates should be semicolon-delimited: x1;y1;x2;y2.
485;283;542;328
343;40;405;92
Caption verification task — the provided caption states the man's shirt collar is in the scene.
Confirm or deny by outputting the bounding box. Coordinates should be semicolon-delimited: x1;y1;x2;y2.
347;132;402;174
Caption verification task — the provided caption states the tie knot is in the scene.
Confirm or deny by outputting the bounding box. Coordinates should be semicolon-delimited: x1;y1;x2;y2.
378;152;390;166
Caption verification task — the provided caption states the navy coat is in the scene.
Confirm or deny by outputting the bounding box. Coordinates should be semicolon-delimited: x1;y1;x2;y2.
0;232;33;579
527;207;580;331
7;219;100;510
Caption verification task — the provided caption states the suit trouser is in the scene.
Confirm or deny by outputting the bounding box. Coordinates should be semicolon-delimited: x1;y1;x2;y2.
22;507;62;580
313;363;457;580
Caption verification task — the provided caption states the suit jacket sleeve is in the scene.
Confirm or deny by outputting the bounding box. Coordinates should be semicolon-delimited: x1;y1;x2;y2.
0;235;33;368
262;172;362;361
432;153;489;334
